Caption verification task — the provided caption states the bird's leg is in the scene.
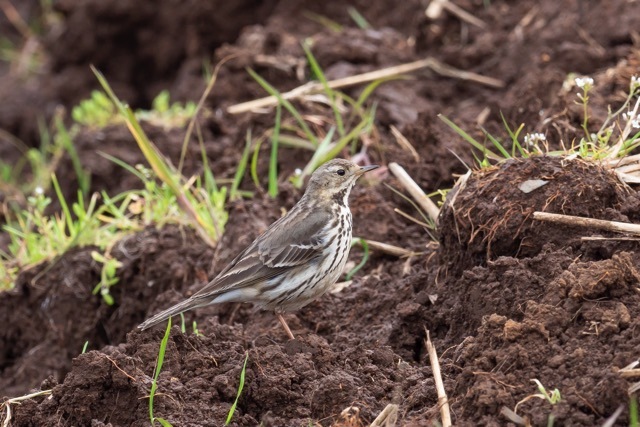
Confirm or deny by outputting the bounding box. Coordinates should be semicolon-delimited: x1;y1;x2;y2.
276;313;295;340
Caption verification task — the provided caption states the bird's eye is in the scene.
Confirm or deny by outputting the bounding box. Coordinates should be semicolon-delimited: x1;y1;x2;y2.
336;169;346;176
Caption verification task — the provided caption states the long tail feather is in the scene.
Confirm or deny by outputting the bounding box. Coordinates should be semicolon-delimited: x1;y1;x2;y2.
138;298;205;330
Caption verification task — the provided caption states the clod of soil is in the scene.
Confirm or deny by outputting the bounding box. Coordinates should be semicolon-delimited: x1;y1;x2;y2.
438;156;630;275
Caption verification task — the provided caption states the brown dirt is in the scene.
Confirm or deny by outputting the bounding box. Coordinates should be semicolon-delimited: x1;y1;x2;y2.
2;0;640;426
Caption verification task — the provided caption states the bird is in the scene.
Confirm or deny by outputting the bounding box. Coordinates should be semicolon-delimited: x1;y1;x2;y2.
138;158;379;339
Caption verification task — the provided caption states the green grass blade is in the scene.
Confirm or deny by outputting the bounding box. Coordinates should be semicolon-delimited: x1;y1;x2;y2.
230;131;252;200
246;68;318;146
499;112;526;157
268;105;281;198
302;12;343;32
225;351;249;425
55;116;90;195
438;114;502;161
321;113;370;161
482;128;511;159
51;174;74;237
302;42;344;136
347;7;370;29
631;394;638;427
250;136;264;190
150;318;172;424
354;77;403;110
293;127;336;188
98;151;147;181
346;238;369;280
93;66;217;244
195;133;220;196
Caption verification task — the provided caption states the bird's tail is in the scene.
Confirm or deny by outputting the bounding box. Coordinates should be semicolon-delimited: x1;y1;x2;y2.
138;298;205;331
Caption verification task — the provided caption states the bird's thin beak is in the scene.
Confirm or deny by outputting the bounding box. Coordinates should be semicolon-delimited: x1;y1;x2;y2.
357;164;379;175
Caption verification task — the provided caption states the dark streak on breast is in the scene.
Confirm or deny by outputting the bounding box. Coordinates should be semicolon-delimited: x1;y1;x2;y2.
332;188;347;205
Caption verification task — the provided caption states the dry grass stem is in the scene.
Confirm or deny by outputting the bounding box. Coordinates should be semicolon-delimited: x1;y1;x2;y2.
499;406;528;426
619;368;640;378
389;162;440;222
614;170;640;184
364;239;420;257
601;405;625;427
425;0;448;19
581;236;640;242
426;0;487;28
390;125;420;161
0;0;33;39
1;389;52;427
393;208;432;228
228;58;504;114
425;329;452;427
533;211;640;236
607;153;640;168
369;403;398;427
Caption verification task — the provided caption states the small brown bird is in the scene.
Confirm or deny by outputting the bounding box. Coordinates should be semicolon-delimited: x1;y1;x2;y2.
138;158;378;339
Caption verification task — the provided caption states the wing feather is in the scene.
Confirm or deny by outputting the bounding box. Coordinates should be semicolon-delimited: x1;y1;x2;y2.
190;204;329;300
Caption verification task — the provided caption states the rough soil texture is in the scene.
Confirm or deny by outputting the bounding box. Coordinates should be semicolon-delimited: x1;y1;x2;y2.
2;0;640;426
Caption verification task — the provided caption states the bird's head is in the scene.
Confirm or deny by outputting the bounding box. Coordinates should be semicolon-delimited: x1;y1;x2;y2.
305;159;378;205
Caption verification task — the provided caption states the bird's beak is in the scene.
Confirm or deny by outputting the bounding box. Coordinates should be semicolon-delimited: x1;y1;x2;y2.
356;164;379;175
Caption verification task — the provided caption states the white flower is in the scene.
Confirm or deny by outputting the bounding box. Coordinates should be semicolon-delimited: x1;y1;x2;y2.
523;133;546;147
294;168;302;176
631;75;640;92
34;186;44;195
623;111;640;129
575;76;594;90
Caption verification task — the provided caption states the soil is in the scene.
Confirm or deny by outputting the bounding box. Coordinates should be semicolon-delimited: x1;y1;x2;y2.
2;0;640;426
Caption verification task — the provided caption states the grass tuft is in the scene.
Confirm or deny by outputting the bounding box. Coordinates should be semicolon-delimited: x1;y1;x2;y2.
225;351;249;425
149;318;174;427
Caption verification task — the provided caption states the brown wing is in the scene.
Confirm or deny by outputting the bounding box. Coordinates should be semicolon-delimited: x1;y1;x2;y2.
190;206;329;299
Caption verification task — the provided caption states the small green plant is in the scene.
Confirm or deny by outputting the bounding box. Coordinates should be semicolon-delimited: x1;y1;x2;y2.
225;351;249;425
72;89;198;130
247;42;387;193
0;118;64;197
149;318;174;427
93;67;228;247
441;74;640;169
1;176;102;288
514;379;561;415
136;90;198;129
90;251;123;306
192;321;201;336
2;61;233;295
0;36;44;75
631;394;639;427
575;74;640;159
72;90;120;128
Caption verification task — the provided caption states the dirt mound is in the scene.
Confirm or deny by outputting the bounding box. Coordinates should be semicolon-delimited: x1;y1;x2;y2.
0;225;213;397
451;250;640;425
438;156;630;275
11;327;436;427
